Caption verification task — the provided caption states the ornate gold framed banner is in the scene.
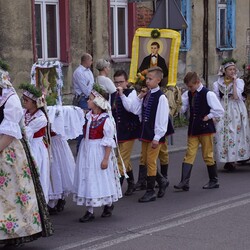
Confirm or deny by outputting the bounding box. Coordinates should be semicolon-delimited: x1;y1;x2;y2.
129;28;181;87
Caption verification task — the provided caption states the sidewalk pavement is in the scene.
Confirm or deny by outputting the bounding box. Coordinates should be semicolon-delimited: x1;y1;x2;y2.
130;126;188;160
69;126;188;159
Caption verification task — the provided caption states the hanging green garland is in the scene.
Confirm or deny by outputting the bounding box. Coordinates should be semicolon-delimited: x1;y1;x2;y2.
151;29;161;39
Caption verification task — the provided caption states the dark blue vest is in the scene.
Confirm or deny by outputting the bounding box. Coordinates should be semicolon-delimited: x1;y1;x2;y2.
112;89;141;142
188;87;216;136
140;89;166;143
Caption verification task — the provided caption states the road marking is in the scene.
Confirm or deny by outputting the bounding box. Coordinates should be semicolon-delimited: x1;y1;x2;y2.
52;192;250;250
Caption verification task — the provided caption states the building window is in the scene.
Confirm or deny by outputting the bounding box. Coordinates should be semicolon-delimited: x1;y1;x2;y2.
216;0;235;50
33;0;70;63
180;0;191;51
35;0;60;60
110;0;128;58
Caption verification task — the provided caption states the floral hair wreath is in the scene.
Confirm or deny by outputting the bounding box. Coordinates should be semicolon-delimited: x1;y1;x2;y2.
19;83;46;108
91;84;111;111
218;58;238;76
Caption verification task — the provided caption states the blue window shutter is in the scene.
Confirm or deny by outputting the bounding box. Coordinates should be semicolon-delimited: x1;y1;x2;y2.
180;0;191;51
226;0;236;48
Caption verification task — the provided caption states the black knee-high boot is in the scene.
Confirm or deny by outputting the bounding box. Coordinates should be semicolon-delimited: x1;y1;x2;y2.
138;176;156;202
124;170;135;196
156;172;168;198
174;163;193;191
134;165;147;191
203;164;219;189
160;164;170;186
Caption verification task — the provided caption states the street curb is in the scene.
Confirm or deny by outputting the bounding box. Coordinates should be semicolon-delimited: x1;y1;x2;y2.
130;146;187;160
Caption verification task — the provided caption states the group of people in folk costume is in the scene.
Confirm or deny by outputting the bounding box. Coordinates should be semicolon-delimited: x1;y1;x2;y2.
1;55;250;246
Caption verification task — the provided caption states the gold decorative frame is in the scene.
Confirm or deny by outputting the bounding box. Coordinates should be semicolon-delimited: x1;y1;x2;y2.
129;28;181;87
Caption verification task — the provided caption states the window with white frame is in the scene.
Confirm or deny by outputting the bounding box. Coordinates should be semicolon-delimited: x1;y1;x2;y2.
216;0;235;50
35;0;60;60
110;0;128;58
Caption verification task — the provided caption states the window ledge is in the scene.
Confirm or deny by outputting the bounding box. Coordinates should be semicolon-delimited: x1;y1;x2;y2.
111;57;131;63
216;47;234;51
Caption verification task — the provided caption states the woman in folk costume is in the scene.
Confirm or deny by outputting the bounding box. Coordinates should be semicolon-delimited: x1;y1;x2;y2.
73;84;122;223
0;69;53;247
19;83;51;203
213;58;250;171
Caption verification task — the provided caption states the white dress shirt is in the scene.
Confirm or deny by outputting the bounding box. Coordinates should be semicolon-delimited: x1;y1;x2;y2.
131;86;169;141
72;65;94;97
181;84;224;119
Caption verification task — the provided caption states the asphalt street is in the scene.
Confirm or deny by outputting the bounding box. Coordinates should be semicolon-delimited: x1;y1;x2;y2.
15;134;250;250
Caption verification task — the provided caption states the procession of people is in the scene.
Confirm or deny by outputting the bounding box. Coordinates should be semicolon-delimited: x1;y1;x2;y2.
1;55;250;247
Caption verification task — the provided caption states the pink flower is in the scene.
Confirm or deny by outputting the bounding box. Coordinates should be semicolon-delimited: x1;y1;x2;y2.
0;176;6;185
10;152;16;159
26;168;31;175
21;194;28;202
37;214;41;222
6;222;13;230
247;65;250;70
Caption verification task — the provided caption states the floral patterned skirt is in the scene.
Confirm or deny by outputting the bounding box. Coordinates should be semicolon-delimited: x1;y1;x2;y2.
0;138;53;245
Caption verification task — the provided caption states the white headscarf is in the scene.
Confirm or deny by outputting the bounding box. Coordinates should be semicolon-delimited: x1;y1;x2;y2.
91;90;111;111
218;61;239;76
0;69;12;89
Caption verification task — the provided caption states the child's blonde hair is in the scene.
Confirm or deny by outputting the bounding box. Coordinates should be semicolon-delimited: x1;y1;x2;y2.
147;66;163;80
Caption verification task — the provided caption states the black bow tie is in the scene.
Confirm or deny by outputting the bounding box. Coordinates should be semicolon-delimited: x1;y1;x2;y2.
151;55;157;58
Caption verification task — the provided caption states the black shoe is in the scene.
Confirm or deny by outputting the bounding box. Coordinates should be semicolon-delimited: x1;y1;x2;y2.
57;199;66;212
202;180;220;189
138;190;156;202
101;204;114;218
79;211;95;222
156;172;168;198
174;163;193;192
47;205;58;215
224;162;236;171
174;183;190;191
125;184;135;196
203;164;219;189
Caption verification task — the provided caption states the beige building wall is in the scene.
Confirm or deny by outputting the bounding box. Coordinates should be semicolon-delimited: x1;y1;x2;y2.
0;0;249;95
0;0;34;86
0;0;110;103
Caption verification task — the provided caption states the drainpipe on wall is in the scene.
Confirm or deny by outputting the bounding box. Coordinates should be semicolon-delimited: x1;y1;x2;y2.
203;0;208;87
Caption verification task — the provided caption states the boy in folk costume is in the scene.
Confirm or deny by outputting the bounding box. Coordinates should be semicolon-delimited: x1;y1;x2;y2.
112;70;141;196
132;66;170;202
174;72;224;191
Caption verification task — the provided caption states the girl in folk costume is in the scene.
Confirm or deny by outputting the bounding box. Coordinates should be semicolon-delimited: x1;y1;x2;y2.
47;130;76;214
73;85;122;222
19;83;51;203
0;70;53;247
213;59;250;171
